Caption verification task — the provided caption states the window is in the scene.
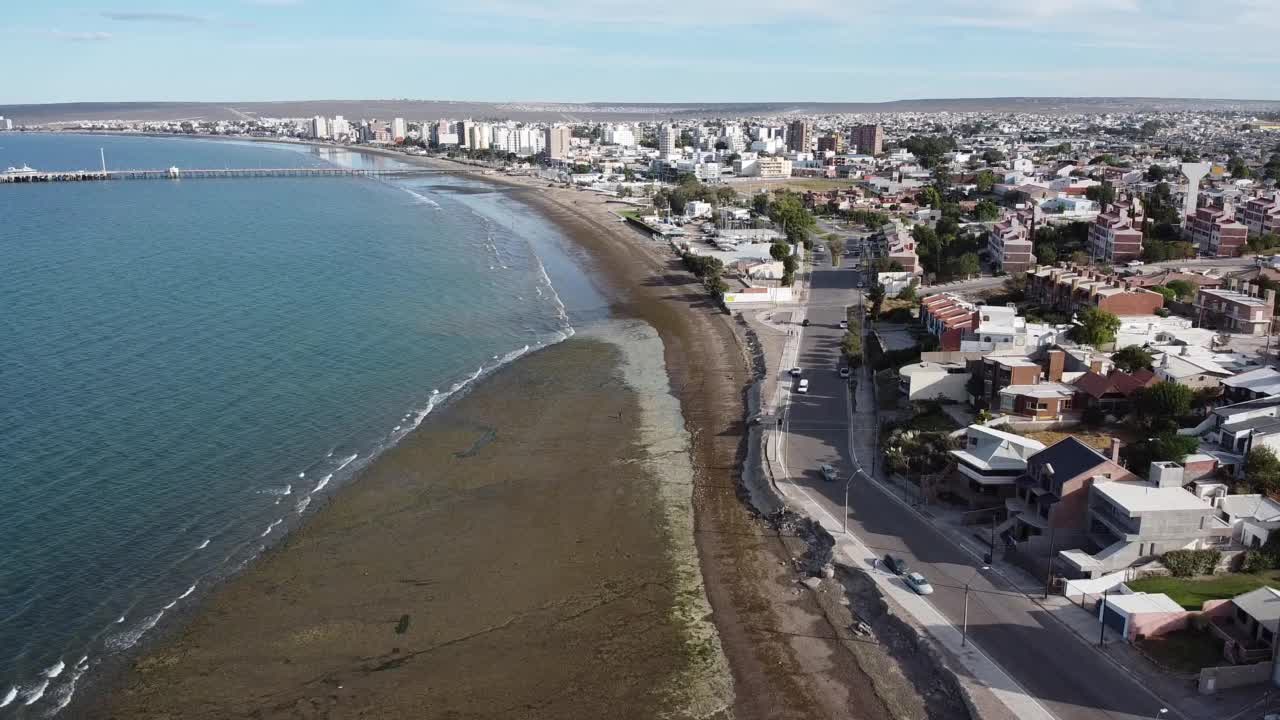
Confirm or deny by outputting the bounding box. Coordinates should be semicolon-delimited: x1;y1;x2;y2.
1037;401;1048;410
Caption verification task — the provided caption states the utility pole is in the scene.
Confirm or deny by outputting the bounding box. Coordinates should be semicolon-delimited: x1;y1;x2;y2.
963;583;972;647
1043;524;1057;599
1100;588;1109;646
843;475;852;535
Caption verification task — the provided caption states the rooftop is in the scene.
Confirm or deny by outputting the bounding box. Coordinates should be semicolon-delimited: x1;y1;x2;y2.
1103;592;1185;615
1233;586;1280;627
1093;481;1212;513
1218;494;1280;524
1199;287;1271;308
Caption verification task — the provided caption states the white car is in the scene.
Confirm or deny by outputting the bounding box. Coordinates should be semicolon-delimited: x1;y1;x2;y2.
839;320;849;329
820;464;837;482
904;572;934;595
789;367;803;377
796;379;809;393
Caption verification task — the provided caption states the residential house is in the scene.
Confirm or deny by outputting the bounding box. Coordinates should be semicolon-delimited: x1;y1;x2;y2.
1208;587;1280;665
920;294;977;350
1222;367;1280;403
1186;396;1280;468
1072;369;1157;417
897;361;970;402
1194;281;1276;335
1057;461;1231;578
1153;346;1235;390
950;424;1046;503
997;382;1078;420
1009;437;1138;544
1027;265;1164;316
969;354;1045;409
885;224;920;274
1216;494;1280;549
960;304;1065;353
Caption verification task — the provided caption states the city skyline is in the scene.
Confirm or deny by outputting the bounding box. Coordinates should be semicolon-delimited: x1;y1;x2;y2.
6;0;1280;105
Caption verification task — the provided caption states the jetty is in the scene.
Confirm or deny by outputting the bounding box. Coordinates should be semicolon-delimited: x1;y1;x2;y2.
0;165;439;184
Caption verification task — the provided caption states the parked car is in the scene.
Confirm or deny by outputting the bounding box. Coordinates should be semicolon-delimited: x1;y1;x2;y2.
789;367;803;377
802;319;810;327
904;572;934;595
820;463;837;482
882;554;909;576
838;320;849;329
838;367;851;379
796;379;809;393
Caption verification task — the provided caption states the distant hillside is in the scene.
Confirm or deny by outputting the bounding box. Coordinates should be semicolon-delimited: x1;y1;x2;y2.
4;96;1279;125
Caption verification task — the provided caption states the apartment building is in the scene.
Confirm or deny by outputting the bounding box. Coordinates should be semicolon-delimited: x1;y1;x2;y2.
1187;205;1248;258
960;304;1063;353
744;156;792;179
816;133;845;154
787;120;812;152
1242;194;1280;237
1026;265;1165;316
1193;280;1276;335
968;353;1046;409
545;126;572;161
987;215;1036;273
881;223;920;275
851;124;884;155
1088;206;1144;262
920;294;976;349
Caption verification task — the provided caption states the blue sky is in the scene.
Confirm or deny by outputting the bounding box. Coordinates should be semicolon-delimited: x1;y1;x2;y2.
5;0;1279;104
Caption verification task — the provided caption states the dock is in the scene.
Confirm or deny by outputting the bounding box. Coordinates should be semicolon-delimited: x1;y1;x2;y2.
0;167;439;184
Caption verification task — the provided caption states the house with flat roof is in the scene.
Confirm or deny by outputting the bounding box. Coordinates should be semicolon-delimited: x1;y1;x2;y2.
897;361;970;402
950;425;1045;503
1186;396;1280;464
1194;280;1276;336
1216;494;1280;549
1222;367;1280;403
1208;587;1280;664
997;382;1077;420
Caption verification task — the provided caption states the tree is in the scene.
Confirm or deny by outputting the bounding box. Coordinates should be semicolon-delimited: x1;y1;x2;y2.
678;129;694;148
1035;242;1058;264
956;252;980;278
1135;381;1193;432
981;148;1006;164
769;193;817;246
897;285;917;302
1165;279;1195;301
919;186;943;208
901;135;957;168
617;186;632;198
975;169;997;193
752;192;771;215
1071;306;1121;346
653;189;670;211
1146;433;1200;464
973;200;1000;222
715;185;737;205
1145;165;1167;182
1228;156;1253;179
1150;285;1177;303
623;167;636;182
769;242;791;261
1112;345;1154;372
1247;447;1280;495
1085;182;1116;206
867;283;886;316
1070;250;1091;266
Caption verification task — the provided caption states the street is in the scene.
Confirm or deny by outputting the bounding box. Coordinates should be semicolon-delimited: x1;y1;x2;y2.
777;262;1179;720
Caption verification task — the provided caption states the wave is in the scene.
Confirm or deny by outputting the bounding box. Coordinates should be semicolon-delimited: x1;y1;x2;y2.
107;610;166;651
163;600;177;611
22;678;49;706
179;583;197;599
196;538;210;550
311;474;332;493
260;483;292;497
0;686;16;708
47;660;89;714
298;471;305;478
399;185;441;208
42;659;65;679
295;496;311;515
334;453;358;472
533;252;574;338
260;518;283;537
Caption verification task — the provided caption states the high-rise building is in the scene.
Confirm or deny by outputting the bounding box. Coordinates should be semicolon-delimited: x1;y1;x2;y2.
657;124;679;157
0;116;12;131
310;115;329;140
545;125;572;161
816;132;845;154
787;120;812;152
391;117;407;142
851;124;884;155
605;124;636;147
456;120;474;149
469;122;492;151
330;115;350;140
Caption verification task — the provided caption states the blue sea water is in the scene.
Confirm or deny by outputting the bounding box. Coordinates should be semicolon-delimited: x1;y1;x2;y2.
0;134;608;714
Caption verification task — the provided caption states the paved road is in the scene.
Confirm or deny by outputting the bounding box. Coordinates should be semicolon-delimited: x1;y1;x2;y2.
780;265;1179;720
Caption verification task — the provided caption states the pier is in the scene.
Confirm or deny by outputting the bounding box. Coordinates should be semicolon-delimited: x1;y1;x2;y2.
0;166;439;184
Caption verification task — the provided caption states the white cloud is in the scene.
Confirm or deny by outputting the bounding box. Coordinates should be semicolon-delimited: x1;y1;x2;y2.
49;30;112;42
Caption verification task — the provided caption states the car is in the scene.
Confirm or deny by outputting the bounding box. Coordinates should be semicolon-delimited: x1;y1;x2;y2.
904;572;934;595
796;379;809;393
789;367;803;377
856;280;865;288
801;318;810;327
1127;260;1145;267
882;554;909;576
820;463;837;482
839;367;851;379
839;320;849;329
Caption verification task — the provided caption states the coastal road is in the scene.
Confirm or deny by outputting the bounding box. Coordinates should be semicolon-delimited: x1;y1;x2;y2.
779;264;1178;720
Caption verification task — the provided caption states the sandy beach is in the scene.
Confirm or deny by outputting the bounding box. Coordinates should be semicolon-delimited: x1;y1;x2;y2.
90;142;944;720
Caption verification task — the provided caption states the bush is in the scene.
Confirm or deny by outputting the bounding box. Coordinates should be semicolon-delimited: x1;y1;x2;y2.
1243;550;1272;574
1162;549;1221;578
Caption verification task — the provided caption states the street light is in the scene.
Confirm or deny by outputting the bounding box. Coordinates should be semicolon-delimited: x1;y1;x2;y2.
1154;709;1168;719
961;565;990;647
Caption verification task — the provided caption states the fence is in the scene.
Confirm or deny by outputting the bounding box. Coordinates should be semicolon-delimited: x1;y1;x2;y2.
1199;661;1274;694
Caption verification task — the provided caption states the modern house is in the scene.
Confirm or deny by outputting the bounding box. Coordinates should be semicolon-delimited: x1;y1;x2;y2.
997;382;1078;420
1008;437;1138;545
1058;461;1231;578
897;361;970;402
969;355;1044;409
1222;367;1280;403
1216;494;1280;549
920;294;977;350
1186;395;1280;462
950;425;1046;503
1208;587;1280;665
1026;265;1164;316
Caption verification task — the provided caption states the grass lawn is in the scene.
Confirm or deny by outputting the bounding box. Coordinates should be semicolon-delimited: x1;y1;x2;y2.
1127;571;1280;610
1137;628;1223;673
735;178;859;193
616;209;641;220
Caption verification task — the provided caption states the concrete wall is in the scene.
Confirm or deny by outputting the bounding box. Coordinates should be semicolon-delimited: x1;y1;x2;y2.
1199;661;1273;694
1127;611;1191;641
907;372;969;403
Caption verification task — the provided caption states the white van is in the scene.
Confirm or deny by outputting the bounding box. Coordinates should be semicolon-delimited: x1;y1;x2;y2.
796;379;810;393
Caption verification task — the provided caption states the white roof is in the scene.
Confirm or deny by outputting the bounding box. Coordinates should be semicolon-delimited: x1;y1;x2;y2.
1000;382;1075;398
1094;481;1212;513
1234;587;1280;627
898;361;966;377
1104;592;1185;615
1218;494;1280;523
1222;367;1280;396
951;425;1046;471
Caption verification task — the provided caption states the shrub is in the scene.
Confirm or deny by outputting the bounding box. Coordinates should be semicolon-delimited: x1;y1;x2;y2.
1161;549;1221;577
1243;550;1271;574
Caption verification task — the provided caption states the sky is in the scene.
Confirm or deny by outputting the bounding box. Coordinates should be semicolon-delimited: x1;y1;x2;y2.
5;0;1280;105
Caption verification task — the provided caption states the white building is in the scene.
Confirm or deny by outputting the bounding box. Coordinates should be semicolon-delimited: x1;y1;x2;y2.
951;425;1046;493
684;201;713;219
391;117;407;142
330;115;350;141
897;361;970;402
959;305;1064;353
658;124;679;158
605;124;636;147
0;116;11;131
310;115;329;140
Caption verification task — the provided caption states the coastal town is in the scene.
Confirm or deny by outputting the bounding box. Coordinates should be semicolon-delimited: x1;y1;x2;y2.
8;106;1280;719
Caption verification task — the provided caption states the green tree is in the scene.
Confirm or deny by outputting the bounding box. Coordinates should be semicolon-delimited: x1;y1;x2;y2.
752;191;771;214
866;283;886;316
1071;306;1121;346
1070;250;1091;265
981;148;1006;164
1035;242;1057;264
1228;156;1252;179
769;242;791;261
1165;279;1194;301
956;252;981;278
1112;345;1154;372
1135;381;1193;432
1150;285;1177;303
623;167;636;182
827;237;846;259
769;193;816;246
653;189;670;212
975;169;997;193
1085;182;1116;206
897;285;917;302
974;200;1000;222
919;186;943;208
1145;165;1167;182
1247;447;1280;494
715;185;737;205
1147;433;1201;464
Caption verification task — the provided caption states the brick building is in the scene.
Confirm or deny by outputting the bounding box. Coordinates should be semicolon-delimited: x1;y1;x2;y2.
1188;205;1248;258
1194;280;1277;335
1011;437;1139;542
851;124;884;155
1026;265;1165;316
1241;194;1280;237
920;294;976;350
988;215;1036;273
1088;205;1144;262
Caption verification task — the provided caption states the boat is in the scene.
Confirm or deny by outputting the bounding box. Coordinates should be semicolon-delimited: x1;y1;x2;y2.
3;164;39;176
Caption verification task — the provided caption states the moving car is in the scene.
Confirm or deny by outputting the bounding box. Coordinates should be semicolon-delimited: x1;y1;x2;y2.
820;463;837;482
839;319;849;329
838;367;851;379
789;367;803;377
796;379;809;393
904;572;934;595
802;318;810;327
882;554;909;576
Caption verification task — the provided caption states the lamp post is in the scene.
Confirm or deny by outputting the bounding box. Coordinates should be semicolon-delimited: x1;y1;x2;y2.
962;565;990;647
1043;523;1057;600
1100;588;1110;647
843;474;854;535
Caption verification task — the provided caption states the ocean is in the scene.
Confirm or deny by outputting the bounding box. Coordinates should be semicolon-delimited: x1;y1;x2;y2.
0;133;608;715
